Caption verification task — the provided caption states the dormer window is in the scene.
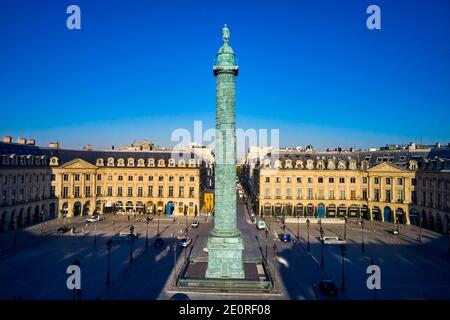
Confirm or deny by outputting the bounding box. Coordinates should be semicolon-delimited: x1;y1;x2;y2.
127;158;135;167
137;159;145;167
285;159;293;169
274;160;282;169
168;158;175;167
295;160;303;169
409;160;418;171
107;157;115;166
148;158;155;167
50;157;59;166
96;158;104;166
317;160;325;170
327;160;335;170
349;160;357;170
117;158;125;167
338;160;346;170
188;159;196;167
306;159;314;170
264;159;271;168
158;159;165;167
178;159;186;167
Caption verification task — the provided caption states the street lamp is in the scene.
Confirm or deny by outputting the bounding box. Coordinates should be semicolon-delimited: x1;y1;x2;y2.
340;244;346;292
129;225;134;263
106;239;112;287
157;211;161;236
343;216;348;240
173;242;177;287
146;216;150;248
306;218;310;252
418;214;423;243
264;228;269;263
320;226;325;268
361;219;365;253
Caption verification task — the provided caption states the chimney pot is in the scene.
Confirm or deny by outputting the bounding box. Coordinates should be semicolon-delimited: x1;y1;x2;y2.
2;136;12;143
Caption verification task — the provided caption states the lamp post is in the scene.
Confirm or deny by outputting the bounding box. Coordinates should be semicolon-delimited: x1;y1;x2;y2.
185;211;189;237
418;214;423;243
146;216;150;248
157;212;161;236
264;228;269;263
306;218;310;252
129;225;134;263
344;216;348;240
173;242;177;287
340;244;346;292
320;226;325;268
361;219;365;253
106;239;112;287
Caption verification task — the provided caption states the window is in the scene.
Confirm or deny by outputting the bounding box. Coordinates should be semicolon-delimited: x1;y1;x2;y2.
397;190;404;202
190;176;195;182
265;177;270;183
385;189;391;202
128;187;133;196
264;187;271;198
86;174;90;181
51;174;56;181
178;175;184;182
339;190;346;200
189;187;195;197
362;188;368;200
318;177;323;183
276;177;281;183
107;175;113;181
74;186;80;198
374;189;380;201
397;178;403;186
318;190;324;199
307;188;313;200
169;186;174;197
148;186;153;197
339;177;345;184
350;190;356;200
178;186;184;197
362;177;367;184
275;188;281;199
63;187;69;198
158;186;163;197
286;188;292;199
128;175;133;181
329;177;335;183
118;186;123;196
350;177;356;184
96;186;101;196
97;174;102;181
138;176;143;181
51;186;56;197
107;186;113;196
385;178;391;185
169;176;174;182
74;174;80;181
286;177;291;183
328;190;335;200
148;176;154;182
307;177;313;184
118;175;123;181
296;188;302;199
374;177;379;184
158;176;164;182
138;187;143;197
412;178;416;186
296;177;302;183
63;174;69;181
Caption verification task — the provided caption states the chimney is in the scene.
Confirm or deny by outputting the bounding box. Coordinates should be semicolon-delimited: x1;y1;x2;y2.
49;142;59;149
17;137;27;145
27;139;36;146
2;136;12;143
83;144;93;151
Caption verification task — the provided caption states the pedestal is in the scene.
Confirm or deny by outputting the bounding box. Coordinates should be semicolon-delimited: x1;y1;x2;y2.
206;236;244;279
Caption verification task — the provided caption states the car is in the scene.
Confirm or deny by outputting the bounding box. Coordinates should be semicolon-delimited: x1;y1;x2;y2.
86;215;100;223
392;229;399;235
191;220;200;228
256;220;267;230
319;279;338;296
56;226;70;234
111;232;140;242
280;233;291;242
154;236;165;248
178;237;192;248
322;236;346;245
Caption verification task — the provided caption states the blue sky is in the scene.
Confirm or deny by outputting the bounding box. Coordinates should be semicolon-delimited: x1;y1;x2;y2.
1;0;449;151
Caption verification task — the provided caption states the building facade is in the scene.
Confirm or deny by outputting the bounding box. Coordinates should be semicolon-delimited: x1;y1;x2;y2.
0;137;209;231
243;144;450;234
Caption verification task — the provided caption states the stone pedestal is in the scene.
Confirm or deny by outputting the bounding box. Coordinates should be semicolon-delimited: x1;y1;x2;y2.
206;237;244;279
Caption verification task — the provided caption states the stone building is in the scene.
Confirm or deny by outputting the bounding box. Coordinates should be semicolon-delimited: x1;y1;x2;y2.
0;137;210;231
242;144;450;234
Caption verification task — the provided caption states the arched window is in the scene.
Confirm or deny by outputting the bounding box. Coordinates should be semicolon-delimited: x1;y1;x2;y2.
107;157;115;166
327;160;336;170
338;160;346;170
285;159;293;169
50;157;59;166
117;158;125;167
137;158;145;167
158;159;165;167
178;159;186;167
168;158;176;167
306;159;314;170
295;160;303;169
349;160;357;170
317;160;325;170
127;158;135;167
148;158;155;167
274;160;282;169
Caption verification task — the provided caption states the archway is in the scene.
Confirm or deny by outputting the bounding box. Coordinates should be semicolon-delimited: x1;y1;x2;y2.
317;203;325;219
136;201;144;214
49;203;56;219
395;208;405;224
264;203;271;217
83;201;91;216
33;206;40;222
126;201;134;213
26;207;32;224
274;204;282;217
361;205;370;220
327;204;336;218
178;202;184;215
166;201;174;215
285;204;293;216
17;209;24;227
73;202;82;217
349;205;359;218
295;204;303;217
372;206;381;221
157;201;164;214
306;204;314;217
337;204;347;218
95;200;102;214
436;213;442;233
147;201;154;214
428;213;435;231
115;201;123;213
383;206;392;223
409;208;419;226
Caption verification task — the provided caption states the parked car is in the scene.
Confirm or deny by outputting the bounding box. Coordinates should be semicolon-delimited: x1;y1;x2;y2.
191;220;200;228
56;226;70;234
154;236;165;248
392;229;399;235
111;232;139;242
256;220;267;230
178;237;192;248
86;215;100;223
322;236;346;245
280;233;291;242
319;279;338;296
